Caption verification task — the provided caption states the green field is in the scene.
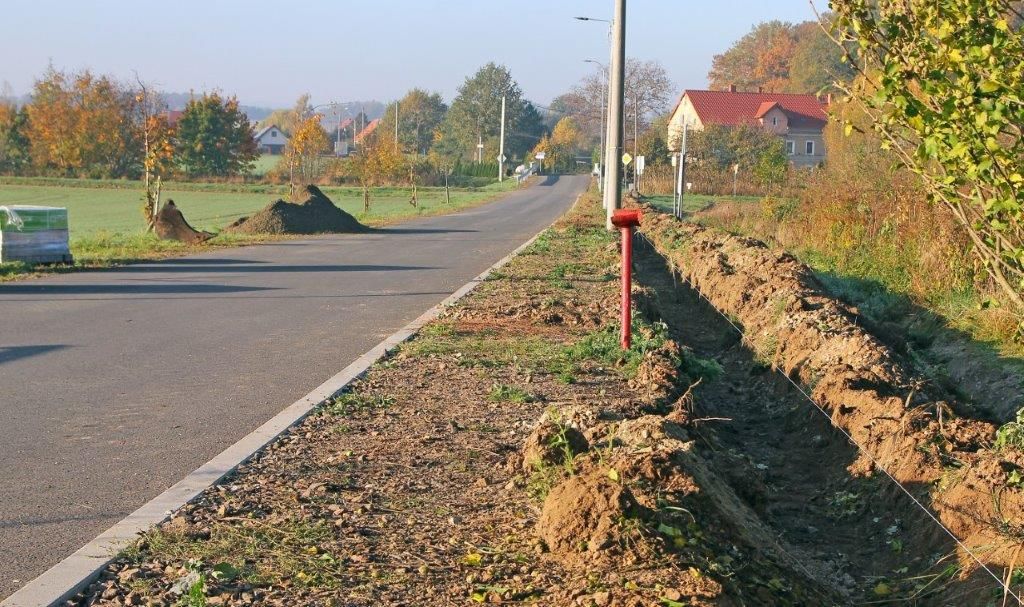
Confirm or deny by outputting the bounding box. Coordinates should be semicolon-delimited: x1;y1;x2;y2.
0;177;521;280
250;154;281;177
0;179;518;236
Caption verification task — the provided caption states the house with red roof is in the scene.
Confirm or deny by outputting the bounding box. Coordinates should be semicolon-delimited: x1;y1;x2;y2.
354;119;381;146
668;86;830;167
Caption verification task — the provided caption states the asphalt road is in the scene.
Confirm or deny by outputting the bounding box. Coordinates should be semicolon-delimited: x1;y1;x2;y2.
0;174;588;599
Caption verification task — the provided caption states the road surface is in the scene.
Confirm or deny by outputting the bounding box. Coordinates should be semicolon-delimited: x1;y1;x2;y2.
0;175;588;599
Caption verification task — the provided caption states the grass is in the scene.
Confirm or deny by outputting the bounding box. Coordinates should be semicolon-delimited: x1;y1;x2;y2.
128;518;345;591
643;193;761;216
0;177;518;281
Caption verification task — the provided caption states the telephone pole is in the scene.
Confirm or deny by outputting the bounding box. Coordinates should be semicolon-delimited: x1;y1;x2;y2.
602;0;626;230
498;95;506;182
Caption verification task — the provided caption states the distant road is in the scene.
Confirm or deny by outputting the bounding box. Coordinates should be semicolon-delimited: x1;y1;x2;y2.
0;174;589;599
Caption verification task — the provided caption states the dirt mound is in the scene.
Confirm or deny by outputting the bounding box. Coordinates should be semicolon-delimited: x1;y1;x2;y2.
154;200;213;244
227;185;366;235
637;203;1024;570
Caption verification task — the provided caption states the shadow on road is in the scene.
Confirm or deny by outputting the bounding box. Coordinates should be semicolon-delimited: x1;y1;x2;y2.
0;284;280;296
119;264;438;274
0;345;70;365
372;227;479;235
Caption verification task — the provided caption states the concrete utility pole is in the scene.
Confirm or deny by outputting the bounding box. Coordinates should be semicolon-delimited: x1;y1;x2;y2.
498;95;506;182
603;0;626;230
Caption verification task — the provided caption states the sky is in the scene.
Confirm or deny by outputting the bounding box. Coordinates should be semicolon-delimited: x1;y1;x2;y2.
0;0;821;109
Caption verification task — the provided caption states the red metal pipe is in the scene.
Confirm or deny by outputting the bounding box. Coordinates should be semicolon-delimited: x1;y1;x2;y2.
620;225;633;350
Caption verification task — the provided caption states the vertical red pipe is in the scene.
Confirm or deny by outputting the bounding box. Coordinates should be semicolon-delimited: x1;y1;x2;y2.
621;225;633;350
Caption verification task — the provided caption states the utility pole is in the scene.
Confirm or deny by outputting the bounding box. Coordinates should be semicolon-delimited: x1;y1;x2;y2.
395;101;400;144
676;122;688;219
498;95;506;182
603;0;626;230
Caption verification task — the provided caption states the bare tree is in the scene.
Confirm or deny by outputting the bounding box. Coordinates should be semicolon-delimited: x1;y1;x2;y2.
557;59;674;150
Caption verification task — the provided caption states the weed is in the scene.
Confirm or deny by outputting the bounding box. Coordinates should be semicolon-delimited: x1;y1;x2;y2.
995;408;1024;453
488;384;535;404
827;490;862;518
321;392;395;416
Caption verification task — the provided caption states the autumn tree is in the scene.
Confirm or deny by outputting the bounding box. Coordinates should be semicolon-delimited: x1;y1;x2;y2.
0;102;30;174
25;68;141;178
436;63;544;162
708;18;853;93
532;117;583;173
285;114;331;195
133;80;175;229
175;93;257;177
350;134;404;212
380;89;447;155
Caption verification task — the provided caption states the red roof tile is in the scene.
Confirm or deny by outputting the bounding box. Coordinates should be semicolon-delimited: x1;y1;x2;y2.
678;90;828;130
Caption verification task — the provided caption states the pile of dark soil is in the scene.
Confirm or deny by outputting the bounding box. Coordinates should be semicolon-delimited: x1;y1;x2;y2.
154;200;213;244
226;185;367;235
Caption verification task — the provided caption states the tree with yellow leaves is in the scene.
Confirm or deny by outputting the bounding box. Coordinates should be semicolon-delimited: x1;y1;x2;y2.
285;114;330;197
350;134;405;212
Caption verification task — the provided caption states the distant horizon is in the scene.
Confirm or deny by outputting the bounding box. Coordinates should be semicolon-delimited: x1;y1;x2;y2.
0;0;821;110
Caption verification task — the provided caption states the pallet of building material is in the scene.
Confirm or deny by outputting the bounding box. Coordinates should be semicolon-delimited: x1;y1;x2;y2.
0;205;74;264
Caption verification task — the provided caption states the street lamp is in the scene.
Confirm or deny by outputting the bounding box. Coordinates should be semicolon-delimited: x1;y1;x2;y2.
576;15;615;211
309;102;343;156
584;59;608;193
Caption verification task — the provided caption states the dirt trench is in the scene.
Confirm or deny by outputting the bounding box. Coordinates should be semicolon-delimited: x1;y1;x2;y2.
630;238;1010;605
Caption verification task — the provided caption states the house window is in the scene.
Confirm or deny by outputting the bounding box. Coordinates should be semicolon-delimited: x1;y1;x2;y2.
271;131;277;138
786;140;795;155
772;116;778;126
805;140;815;155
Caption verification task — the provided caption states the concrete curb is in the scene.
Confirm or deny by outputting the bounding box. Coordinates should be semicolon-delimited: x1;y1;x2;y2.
1;205;568;607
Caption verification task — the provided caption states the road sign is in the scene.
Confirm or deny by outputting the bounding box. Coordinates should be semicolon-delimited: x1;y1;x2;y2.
636;155;646;175
621;152;633;166
497;154;507;163
535;152;546;160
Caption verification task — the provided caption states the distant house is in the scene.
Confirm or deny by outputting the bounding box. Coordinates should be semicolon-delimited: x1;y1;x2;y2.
254;124;289;155
668;87;830;167
354;119;381;145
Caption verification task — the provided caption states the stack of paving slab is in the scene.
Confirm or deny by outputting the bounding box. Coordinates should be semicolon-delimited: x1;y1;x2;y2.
0;205;73;264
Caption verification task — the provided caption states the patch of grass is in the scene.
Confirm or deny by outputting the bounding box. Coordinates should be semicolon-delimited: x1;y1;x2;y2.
563;320;671;379
404;329;564;370
321;392;395;416
488;383;536;403
135;519;344;591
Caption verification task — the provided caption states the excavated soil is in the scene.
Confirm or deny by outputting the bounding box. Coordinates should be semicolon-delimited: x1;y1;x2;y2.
635;204;1024;600
226;186;367;235
154;200;213;244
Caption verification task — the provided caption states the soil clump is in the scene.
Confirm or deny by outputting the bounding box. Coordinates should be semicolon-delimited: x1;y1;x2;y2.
227;185;367;235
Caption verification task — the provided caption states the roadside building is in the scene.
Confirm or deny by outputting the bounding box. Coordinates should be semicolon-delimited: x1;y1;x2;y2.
668;87;830;167
354;118;381;146
254;124;289;155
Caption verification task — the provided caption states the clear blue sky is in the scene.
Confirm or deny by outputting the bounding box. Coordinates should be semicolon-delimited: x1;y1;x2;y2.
0;0;820;108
